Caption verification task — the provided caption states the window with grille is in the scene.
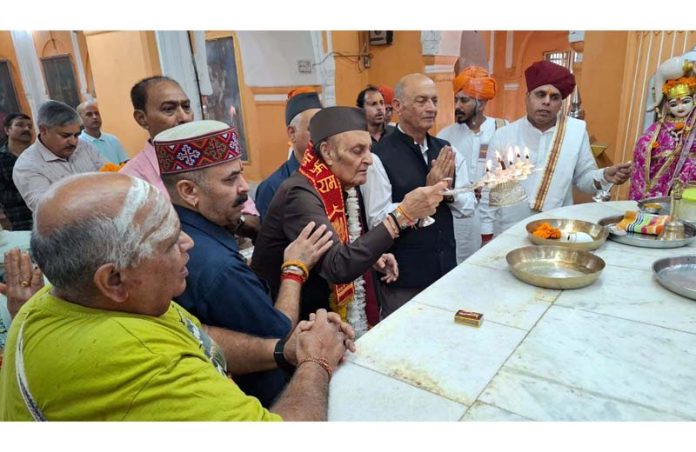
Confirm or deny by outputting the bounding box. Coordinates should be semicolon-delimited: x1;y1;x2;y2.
543;50;571;69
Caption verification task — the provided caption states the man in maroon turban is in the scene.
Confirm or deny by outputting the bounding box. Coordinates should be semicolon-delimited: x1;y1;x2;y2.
479;60;632;244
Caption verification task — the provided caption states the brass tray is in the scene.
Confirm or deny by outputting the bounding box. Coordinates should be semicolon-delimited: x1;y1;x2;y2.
652;255;696;301
506;246;606;290
598;215;696;249
526;218;609;251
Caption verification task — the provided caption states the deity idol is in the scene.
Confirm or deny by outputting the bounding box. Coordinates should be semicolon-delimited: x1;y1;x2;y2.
629;57;696;200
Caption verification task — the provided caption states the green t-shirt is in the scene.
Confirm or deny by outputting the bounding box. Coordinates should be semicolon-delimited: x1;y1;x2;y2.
0;286;282;421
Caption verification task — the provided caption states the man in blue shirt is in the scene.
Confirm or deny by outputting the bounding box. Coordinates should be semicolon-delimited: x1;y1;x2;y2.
155;119;344;407
77;100;129;164
255;90;322;220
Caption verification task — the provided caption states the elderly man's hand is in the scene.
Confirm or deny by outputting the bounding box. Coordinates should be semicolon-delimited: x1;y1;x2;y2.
603;162;632;185
373;253;398;283
400;181;447;219
426;146;455;187
283;221;334;271
295;309;350;371
1;248;44;319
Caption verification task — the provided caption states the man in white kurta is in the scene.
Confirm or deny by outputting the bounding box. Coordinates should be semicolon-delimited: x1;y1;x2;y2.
479;60;632;241
438;66;508;262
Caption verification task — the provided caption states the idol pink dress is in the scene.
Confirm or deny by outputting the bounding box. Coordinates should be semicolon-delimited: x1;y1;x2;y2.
629;115;696;201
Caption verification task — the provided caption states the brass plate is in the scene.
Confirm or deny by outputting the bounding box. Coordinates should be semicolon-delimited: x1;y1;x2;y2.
526;218;609;251
506;245;606;289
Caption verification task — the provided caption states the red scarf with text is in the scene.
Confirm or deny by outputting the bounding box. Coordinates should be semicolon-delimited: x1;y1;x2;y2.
299;146;355;310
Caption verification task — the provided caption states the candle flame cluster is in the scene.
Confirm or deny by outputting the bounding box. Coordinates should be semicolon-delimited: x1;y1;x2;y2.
482;146;534;186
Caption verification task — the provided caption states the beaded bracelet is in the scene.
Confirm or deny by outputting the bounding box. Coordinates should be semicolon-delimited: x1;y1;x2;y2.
281;260;309;280
298;356;333;380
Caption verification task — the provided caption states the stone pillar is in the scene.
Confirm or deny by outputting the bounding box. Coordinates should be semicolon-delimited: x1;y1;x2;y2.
423;55;458;135
420;31;462;135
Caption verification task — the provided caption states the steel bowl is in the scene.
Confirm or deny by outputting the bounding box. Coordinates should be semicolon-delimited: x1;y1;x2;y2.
506;245;606;290
526;218;609;251
652;255;696;301
599;215;696;248
638;197;671;215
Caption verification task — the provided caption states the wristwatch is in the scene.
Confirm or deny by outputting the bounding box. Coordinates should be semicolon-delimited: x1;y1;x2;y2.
274;337;295;374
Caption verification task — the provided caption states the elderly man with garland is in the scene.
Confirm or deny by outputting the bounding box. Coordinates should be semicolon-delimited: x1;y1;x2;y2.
253;107;447;335
154;120;353;408
479;60;632;241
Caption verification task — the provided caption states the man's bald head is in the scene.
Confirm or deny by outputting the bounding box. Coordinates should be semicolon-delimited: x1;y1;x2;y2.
32;173;177;301
393;73;438;136
394;73;435;102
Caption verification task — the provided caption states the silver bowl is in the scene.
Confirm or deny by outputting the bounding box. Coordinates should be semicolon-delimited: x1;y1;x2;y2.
638;197;670;215
506;245;606;290
526;218;609;251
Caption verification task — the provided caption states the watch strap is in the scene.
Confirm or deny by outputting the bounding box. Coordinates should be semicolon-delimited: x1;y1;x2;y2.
274;337;295;374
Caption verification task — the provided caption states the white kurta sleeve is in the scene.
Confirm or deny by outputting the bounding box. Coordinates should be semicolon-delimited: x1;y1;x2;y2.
448;145;476;218
572;131;609;193
478;130;502;235
362;154;399;229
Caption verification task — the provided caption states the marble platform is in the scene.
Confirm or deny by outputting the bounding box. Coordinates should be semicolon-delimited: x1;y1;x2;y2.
329;201;696;421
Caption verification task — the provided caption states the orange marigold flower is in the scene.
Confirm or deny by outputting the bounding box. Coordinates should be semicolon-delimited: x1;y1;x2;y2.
674;122;685;131
99;162;127;172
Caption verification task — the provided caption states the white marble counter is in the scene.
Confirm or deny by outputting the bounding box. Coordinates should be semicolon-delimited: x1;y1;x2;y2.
328;201;696;421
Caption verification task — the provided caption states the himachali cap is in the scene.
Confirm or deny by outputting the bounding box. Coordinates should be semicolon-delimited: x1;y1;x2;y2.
154;120;242;175
524;60;576;99
309;106;368;144
285;91;322;125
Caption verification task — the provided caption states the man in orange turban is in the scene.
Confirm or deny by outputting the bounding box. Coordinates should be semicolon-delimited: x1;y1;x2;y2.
437;66;508;263
378;85;395;125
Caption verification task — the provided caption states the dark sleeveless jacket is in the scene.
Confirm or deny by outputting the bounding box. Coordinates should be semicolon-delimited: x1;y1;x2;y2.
372;127;457;289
